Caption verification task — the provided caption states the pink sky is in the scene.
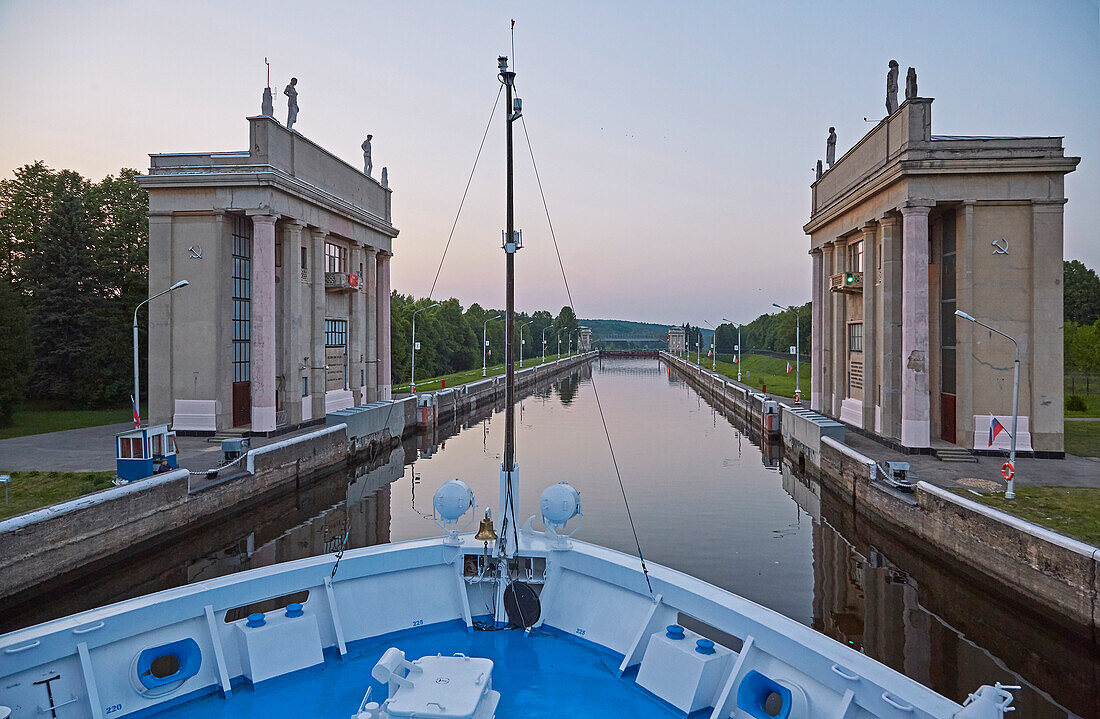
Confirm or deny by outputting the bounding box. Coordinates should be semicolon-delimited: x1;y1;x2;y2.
1;0;1096;325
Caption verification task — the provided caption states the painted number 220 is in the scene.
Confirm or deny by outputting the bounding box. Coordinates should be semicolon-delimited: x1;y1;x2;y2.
105;705;122;715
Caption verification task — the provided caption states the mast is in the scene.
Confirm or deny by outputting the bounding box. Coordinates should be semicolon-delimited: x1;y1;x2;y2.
498;55;520;554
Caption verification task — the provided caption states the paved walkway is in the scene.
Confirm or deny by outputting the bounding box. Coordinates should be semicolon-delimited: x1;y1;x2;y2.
677;356;1100;491
0;423;321;474
841;430;1100;491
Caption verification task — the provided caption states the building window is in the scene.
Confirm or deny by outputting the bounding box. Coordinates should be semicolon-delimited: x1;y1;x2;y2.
847;241;863;273
941;214;957;396
301;246;308;269
275;239;283;268
325;318;348;347
848;322;863;352
325;242;348;273
301;376;309;397
232;215;252;383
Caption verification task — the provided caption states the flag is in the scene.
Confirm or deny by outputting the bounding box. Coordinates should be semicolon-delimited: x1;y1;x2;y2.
988;416;1008;447
786;362;793;375
708;349;713;357
732;356;738;364
131;395;140;428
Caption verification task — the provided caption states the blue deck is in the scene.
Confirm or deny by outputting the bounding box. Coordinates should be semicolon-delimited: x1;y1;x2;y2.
159;621;684;719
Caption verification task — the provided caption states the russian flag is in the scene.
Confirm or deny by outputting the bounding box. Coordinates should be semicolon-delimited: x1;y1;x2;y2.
131;395;140;428
786;362;793;375
732;356;738;364
988;416;1008;447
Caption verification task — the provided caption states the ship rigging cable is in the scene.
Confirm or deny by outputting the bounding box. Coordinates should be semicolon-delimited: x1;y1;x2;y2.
427;84;504;299
518;116;654;596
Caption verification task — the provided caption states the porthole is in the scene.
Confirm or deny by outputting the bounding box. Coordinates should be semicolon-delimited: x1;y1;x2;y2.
132;638;202;698
150;654;180;679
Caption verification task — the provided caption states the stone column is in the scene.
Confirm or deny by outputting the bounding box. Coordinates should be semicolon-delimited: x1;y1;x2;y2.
310;228;327;420
349;244;365;405
820;244;834;413
249;214;278;433
900;202;933;448
364;247;379;402
282;222;304;425
810;249;824;412
1032;199;1067;452
376;252;392;399
832;238;847;418
861;221;878;431
147;212;174;426
880;213;902;439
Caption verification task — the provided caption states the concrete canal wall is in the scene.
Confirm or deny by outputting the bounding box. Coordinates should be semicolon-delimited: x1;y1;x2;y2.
661;351;1100;635
0;353;596;601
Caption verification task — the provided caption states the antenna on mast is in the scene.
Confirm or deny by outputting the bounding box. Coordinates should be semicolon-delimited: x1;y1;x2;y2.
510;19;515;71
265;57;270;88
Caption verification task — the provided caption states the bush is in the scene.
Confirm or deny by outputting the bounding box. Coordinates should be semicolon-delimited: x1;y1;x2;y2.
1066;395;1088;412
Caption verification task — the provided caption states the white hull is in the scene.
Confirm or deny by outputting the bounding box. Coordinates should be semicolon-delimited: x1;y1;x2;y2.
1;530;967;719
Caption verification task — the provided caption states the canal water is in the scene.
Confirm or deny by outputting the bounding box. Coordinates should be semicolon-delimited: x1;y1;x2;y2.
15;358;1098;717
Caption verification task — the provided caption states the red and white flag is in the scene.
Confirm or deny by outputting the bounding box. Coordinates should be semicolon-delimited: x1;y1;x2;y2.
786;362;793;375
988;416;1009;446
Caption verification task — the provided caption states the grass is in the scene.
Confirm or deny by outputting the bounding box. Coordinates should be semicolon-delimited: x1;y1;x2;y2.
951;486;1100;547
0;470;118;520
393;354;569;393
1065;421;1100;457
1065;393;1100;418
683;353;808;398
0;401;146;441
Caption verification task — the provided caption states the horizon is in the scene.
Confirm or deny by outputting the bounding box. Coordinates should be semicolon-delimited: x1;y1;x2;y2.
1;1;1095;327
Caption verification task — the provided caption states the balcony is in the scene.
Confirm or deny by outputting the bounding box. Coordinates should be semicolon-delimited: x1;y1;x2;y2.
830;271;863;294
325;272;360;292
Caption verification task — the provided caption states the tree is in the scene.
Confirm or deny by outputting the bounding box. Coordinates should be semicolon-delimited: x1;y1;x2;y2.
552;306;579;350
1065;260;1100;325
0;279;30;424
0;162;87;284
23;194;116;405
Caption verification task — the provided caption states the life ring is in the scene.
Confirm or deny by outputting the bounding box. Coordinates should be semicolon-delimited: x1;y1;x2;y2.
1001;462;1014;481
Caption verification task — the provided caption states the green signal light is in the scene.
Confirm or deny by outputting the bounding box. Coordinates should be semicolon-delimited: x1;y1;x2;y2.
845;272;855;285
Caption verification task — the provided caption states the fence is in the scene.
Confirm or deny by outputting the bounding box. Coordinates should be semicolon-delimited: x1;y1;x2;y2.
713;349;811;365
1066;372;1100;397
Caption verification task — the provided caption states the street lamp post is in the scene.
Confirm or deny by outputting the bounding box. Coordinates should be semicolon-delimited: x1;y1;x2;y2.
411;302;440;393
956;310;1021;499
483;314;502;377
557;330;563;358
773;303;802;402
704;320;716;370
518;320;533;367
133;280;189;426
722;317;742;383
542;326;549;363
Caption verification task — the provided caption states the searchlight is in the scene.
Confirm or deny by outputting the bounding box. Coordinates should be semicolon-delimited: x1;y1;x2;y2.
539;482;582;549
432;479;475;546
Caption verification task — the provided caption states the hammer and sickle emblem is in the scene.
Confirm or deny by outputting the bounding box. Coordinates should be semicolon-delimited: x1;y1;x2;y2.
188;246;203;259
991;239;1008;255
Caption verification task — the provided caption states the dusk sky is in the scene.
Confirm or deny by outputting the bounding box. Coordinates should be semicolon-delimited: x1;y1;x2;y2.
1;0;1096;326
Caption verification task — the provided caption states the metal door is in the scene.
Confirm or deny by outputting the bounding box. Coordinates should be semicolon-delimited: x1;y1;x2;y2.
233;381;251;427
940;393;956;444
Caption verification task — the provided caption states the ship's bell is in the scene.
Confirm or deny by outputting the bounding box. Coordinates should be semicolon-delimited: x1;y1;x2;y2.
475;511;498;543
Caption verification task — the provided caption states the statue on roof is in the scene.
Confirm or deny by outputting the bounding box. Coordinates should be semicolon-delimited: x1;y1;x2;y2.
284;78;299;131
262;86;273;117
816;160;823;181
362;135;373;177
826;127;837;168
381;167;389;188
905;67;918;101
886;60;899;115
